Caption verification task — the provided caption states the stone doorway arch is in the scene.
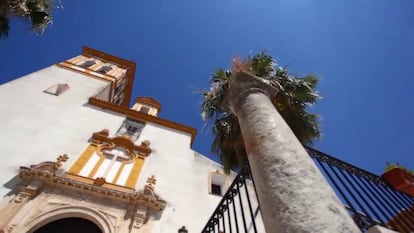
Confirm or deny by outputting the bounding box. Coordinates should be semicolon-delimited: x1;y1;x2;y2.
32;217;101;233
22;206;115;233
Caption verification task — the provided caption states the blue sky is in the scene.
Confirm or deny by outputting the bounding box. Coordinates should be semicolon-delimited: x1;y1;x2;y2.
1;0;413;175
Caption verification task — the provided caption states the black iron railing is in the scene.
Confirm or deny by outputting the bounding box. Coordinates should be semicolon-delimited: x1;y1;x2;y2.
201;147;414;233
308;147;414;232
201;165;261;233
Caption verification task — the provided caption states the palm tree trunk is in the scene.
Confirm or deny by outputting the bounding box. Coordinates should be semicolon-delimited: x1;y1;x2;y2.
222;72;361;233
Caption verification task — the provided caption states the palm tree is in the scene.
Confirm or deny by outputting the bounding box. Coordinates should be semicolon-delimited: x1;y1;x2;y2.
0;0;10;38
203;52;321;173
0;0;55;38
25;0;53;34
202;53;360;232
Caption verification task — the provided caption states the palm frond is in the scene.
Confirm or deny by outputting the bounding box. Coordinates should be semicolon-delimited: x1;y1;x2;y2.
6;0;54;35
201;52;322;172
251;51;274;78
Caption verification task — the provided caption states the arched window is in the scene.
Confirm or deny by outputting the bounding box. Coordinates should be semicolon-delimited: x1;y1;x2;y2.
79;60;96;68
96;65;113;74
139;106;151;114
94;147;133;181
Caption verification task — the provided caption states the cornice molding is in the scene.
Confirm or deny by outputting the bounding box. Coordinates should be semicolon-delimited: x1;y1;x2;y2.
88;97;197;145
19;167;166;211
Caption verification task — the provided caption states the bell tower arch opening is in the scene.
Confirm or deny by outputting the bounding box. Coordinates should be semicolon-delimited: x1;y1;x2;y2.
32;217;102;233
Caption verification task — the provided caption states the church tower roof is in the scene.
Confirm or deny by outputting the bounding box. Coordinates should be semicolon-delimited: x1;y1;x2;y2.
134;97;161;112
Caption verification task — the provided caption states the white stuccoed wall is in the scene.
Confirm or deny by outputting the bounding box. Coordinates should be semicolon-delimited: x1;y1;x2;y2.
137;123;265;232
136;123;229;232
0;65;125;197
0;65;265;232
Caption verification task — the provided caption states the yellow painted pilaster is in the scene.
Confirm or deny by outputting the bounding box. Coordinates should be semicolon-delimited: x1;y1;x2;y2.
112;162;126;184
125;157;145;188
69;144;96;174
88;156;105;178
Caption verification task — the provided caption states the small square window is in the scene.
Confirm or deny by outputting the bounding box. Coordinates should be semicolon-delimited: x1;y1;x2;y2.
211;184;222;196
127;126;138;134
116;119;145;141
44;83;70;96
209;171;227;196
140;106;150;114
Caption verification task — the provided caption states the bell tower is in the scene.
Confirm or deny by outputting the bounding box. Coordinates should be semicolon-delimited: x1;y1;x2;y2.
58;46;136;106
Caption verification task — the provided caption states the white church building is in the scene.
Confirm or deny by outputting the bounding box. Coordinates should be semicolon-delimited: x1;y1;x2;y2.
0;47;262;233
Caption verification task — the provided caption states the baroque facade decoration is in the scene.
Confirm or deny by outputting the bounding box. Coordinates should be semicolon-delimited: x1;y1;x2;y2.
0;135;166;233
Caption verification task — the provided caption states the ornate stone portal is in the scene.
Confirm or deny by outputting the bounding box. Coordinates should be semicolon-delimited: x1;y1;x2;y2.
0;131;166;233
